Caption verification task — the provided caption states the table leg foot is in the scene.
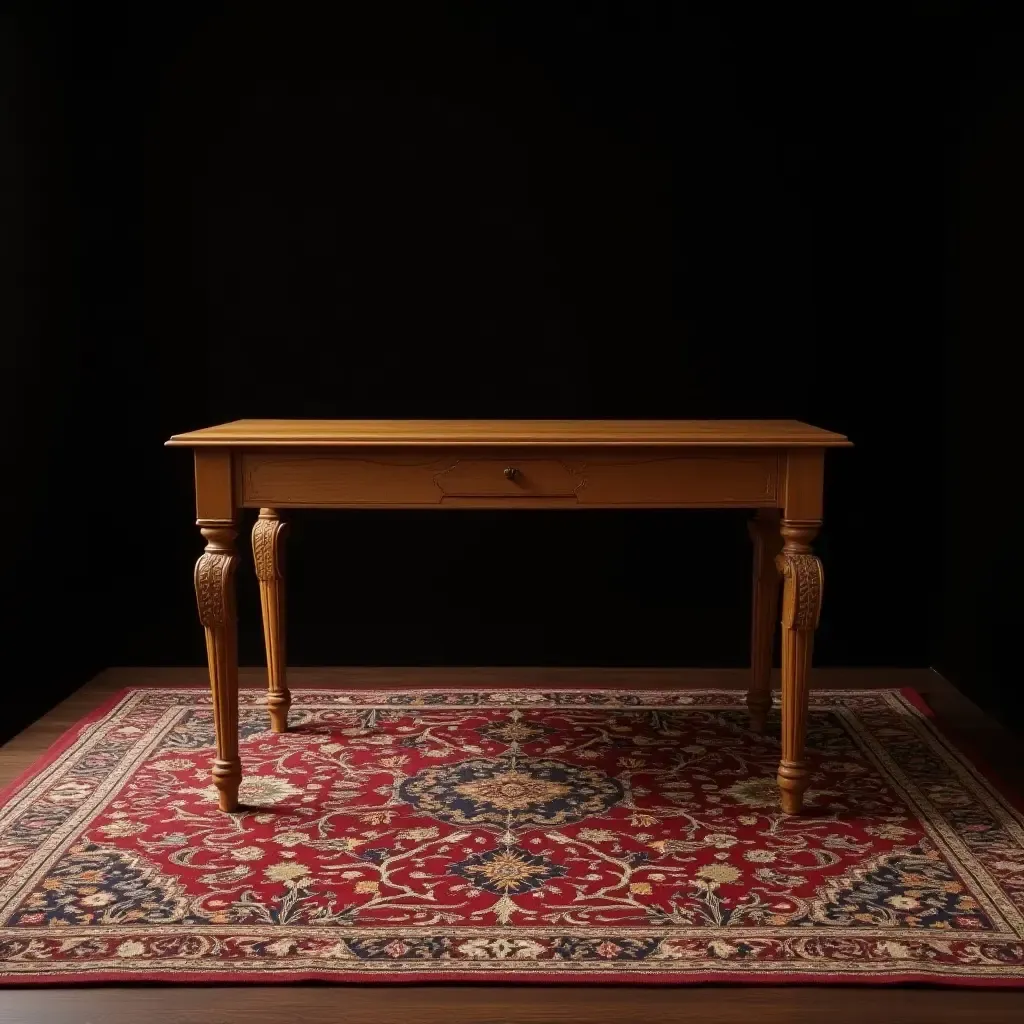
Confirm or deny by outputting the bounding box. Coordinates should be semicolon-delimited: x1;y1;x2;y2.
212;759;241;812
775;519;823;816
195;519;242;813
253;508;291;733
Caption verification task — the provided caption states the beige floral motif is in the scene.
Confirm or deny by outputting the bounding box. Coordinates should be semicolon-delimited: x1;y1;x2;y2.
265;938;299;956
457;937;547;959
630;813;659;827
709;939;740;957
97;820;148;838
312;942;356;959
887;895;920;910
576;828;618;843
147;759;196;772
865;824;918;840
239;777;304;806
264;862;311;884
647;839;697;855
47;782;94;804
454;772;570;811
274;831;311;848
483;721;547;744
230;847;264;861
395;827;440;841
744;849;777;863
115;940;146;957
184;778;303;807
703;833;737;848
485;692;545;704
360;810;397;825
696;864;742;884
80;893;116;907
876;940;914;959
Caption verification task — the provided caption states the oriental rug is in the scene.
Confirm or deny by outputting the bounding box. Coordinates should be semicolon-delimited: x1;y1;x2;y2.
1;687;1023;986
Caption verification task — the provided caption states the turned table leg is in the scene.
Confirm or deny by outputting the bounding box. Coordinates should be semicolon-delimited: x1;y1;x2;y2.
194;519;241;812
252;508;291;732
775;519;823;815
747;509;782;733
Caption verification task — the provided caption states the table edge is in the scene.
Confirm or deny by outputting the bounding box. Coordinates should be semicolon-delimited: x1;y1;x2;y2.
165;438;853;449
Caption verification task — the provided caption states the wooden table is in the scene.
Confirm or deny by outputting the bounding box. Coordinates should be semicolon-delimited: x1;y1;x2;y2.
166;419;850;815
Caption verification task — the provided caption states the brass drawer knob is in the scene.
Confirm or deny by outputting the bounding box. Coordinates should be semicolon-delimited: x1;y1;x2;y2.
504;466;519;481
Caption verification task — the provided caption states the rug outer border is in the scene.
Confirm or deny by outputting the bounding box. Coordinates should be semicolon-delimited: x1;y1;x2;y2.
2;684;1023;989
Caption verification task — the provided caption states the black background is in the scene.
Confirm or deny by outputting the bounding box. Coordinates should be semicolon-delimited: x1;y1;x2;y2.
2;3;1021;742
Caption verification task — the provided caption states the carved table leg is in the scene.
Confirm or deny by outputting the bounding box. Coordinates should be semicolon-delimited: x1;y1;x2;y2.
252;508;290;733
747;509;782;733
775;519;823;815
194;520;241;812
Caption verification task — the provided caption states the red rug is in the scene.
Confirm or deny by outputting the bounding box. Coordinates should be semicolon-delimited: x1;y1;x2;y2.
1;686;1023;986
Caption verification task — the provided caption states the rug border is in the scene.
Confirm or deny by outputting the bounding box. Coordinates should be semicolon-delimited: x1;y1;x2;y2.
897;686;1024;818
0;688;136;807
3;684;1024;989
3;966;1024;988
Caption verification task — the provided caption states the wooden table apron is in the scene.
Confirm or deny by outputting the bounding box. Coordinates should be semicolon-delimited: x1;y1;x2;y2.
166;420;850;816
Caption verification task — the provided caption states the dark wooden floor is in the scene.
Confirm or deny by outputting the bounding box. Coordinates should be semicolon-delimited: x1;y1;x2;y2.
2;666;1023;1024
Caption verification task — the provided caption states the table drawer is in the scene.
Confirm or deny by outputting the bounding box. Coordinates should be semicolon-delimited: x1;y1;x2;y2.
238;450;778;508
435;458;580;497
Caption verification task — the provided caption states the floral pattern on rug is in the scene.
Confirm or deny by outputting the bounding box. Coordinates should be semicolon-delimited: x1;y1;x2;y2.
1;688;1024;984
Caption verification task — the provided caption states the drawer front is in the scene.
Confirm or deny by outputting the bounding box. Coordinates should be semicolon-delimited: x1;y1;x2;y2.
241;453;456;507
435;458;579;498
239;450;778;508
569;454;777;506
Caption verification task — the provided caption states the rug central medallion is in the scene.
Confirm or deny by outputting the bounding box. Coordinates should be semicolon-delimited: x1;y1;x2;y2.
399;756;624;828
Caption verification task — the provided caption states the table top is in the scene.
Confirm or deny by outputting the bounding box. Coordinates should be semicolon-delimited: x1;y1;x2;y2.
167;419;851;448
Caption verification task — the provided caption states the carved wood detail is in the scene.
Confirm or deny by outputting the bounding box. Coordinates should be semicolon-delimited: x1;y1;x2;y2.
194;520;241;812
775;519;823;815
252;509;290;733
252;507;287;581
776;552;824;630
